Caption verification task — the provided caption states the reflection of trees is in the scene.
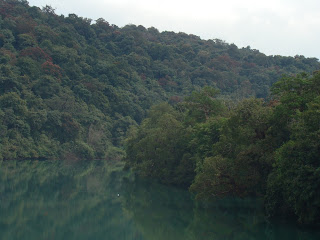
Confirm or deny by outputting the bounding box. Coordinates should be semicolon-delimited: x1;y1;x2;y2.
186;199;267;240
0;160;137;240
122;178;320;240
1;161;319;240
122;179;266;240
122;177;194;240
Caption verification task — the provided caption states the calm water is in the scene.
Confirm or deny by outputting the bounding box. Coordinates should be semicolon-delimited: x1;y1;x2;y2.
0;160;319;240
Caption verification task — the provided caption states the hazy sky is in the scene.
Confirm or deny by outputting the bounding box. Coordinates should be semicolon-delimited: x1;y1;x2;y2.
28;0;320;59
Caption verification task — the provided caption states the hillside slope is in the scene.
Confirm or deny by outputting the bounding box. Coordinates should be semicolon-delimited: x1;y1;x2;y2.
0;0;319;160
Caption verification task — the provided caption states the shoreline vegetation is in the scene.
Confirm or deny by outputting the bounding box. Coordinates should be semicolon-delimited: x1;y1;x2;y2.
1;0;320;226
125;72;320;227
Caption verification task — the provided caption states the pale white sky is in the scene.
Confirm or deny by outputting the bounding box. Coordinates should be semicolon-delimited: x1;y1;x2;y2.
28;0;320;59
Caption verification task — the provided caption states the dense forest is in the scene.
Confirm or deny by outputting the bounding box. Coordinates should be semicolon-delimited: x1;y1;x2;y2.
0;0;320;226
0;0;319;160
126;73;320;226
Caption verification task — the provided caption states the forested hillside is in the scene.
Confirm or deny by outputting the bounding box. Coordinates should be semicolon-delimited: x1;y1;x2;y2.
126;72;320;226
0;0;319;161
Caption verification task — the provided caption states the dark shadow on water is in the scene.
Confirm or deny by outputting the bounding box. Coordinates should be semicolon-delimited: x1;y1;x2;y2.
0;160;319;240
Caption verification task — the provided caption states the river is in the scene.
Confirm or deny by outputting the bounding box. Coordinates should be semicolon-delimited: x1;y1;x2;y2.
0;160;319;240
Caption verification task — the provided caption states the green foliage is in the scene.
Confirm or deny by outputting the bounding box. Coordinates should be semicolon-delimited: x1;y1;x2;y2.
189;117;222;160
265;72;320;225
17;33;36;49
191;99;274;198
125;103;194;186
183;86;224;123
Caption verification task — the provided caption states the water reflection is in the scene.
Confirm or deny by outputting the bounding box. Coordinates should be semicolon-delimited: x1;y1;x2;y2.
0;160;319;240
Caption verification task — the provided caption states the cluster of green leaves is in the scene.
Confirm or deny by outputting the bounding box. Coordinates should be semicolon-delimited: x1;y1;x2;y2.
265;72;320;225
125;103;195;187
0;0;319;160
125;72;320;226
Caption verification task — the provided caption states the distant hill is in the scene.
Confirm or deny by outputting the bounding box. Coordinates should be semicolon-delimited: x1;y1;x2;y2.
0;0;319;160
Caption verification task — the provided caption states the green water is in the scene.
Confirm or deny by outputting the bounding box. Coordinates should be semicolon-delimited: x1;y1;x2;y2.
0;160;319;240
